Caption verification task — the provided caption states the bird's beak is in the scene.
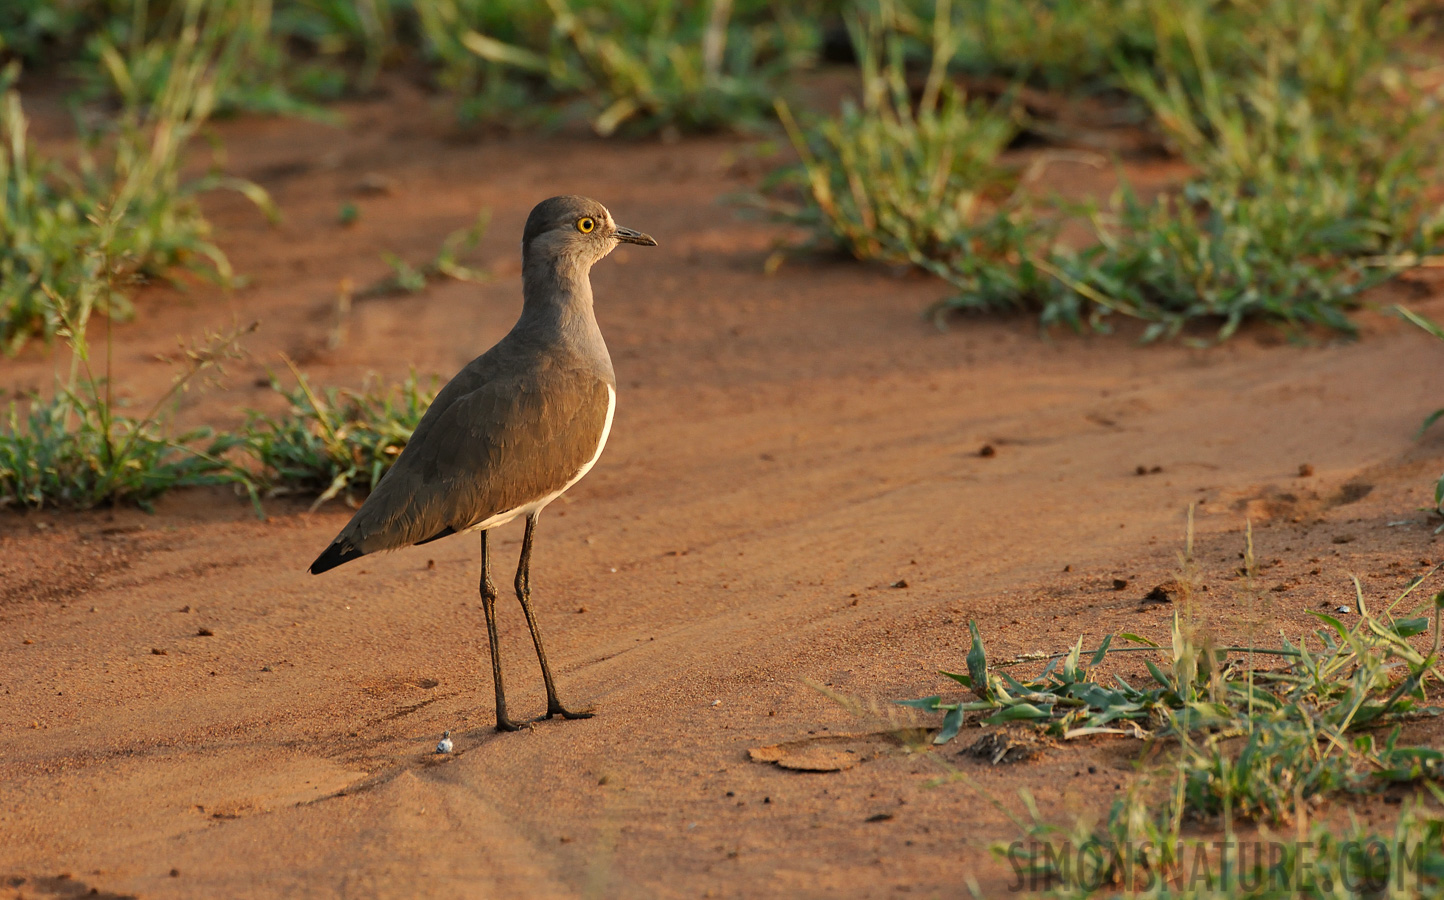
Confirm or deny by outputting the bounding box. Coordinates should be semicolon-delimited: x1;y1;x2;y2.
614;226;657;247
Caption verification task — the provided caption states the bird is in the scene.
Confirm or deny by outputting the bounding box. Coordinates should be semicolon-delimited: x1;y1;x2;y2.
309;195;656;731
436;730;453;754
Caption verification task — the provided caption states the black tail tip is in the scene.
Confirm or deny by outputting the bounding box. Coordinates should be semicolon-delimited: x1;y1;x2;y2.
310;542;364;575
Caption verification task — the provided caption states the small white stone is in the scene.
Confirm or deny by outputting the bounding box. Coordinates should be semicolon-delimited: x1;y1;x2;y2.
436;731;453;754
710;699;721;707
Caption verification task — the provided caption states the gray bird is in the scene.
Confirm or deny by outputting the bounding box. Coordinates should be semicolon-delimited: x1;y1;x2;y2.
309;195;656;731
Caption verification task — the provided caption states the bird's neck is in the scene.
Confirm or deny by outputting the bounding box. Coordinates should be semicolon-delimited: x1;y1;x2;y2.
521;251;593;317
518;255;611;372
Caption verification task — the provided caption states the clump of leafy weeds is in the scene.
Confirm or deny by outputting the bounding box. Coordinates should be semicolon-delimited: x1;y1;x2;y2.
238;360;438;509
901;516;1444;895
1047;0;1444;340
773;0;1442;340
1001;779;1444;897
454;0;820;135
0;1;276;355
0;271;255;511
766;0;1058;313
906;535;1444;825
358;210;491;299
1048;173;1432;341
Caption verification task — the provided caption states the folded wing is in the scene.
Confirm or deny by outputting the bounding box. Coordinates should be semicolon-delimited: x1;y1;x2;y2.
310;368;610;573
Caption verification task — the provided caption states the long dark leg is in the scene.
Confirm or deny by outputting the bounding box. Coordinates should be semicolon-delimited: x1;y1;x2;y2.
480;530;521;732
515;513;593;720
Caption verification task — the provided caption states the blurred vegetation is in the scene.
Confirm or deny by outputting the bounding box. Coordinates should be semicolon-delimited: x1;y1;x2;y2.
1;0;831;130
8;0;1438;345
767;0;1059;314
0;0;276;355
4;0;1444;509
771;0;1444;340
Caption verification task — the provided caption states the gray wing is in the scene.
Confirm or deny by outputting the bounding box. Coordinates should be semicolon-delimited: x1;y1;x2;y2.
320;366;611;560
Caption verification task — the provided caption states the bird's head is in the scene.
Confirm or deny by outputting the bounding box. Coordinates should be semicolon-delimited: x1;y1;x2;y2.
521;195;657;271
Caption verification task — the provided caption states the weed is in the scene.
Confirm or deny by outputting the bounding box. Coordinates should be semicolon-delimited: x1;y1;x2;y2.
78;0;325;118
412;0;556;126
0;299;254;511
0;2;277;355
1046;175;1427;341
772;0;1441;339
905;538;1444;824
1001;781;1444;897
1032;0;1444;339
356;210;490;298
944;0;1158;91
456;0;819;135
239;360;438;508
767;0;1057;313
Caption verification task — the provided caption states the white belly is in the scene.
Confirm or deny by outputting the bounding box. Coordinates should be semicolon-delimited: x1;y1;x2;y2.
462;383;616;533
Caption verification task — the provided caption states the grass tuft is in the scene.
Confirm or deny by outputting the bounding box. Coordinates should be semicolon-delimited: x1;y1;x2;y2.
769;0;1443;340
906;527;1444;825
239;360;438;510
0;0;277;355
454;0;818;135
0;319;255;512
767;0;1057;313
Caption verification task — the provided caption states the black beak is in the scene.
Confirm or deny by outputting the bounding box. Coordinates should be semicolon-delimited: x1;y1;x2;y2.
614;226;657;247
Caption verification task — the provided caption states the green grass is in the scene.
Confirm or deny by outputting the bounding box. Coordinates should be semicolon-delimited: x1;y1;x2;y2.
449;0;820;134
5;0;371;114
767;0;1057;312
0;392;236;511
0;0;277;356
75;0;338;119
357;210;490;298
908;568;1443;824
0;311;254;511
3;176;484;513
908;585;1444;818
766;0;1442;340
1002;782;1444;897
2;337;445;513
1049;0;1443;339
1043;173;1436;341
3;0;825;133
239;361;438;509
900;518;1444;895
929;0;1158;91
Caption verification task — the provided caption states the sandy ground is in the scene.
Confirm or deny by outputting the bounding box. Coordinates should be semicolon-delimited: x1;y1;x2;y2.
3;83;1444;899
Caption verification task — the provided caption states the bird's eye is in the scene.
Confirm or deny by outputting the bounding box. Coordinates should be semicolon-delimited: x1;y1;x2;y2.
576;217;596;234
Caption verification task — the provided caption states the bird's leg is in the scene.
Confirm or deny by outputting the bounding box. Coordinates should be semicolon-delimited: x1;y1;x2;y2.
480;530;522;732
515;513;593;721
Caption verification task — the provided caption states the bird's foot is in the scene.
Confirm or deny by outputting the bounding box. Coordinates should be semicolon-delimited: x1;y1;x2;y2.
495;714;525;733
545;703;594;721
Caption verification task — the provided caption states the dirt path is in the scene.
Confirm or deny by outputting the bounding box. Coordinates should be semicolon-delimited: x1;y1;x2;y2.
3;86;1444;899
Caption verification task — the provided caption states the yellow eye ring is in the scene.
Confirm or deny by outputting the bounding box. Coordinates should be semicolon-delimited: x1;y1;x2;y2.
577;217;596;234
